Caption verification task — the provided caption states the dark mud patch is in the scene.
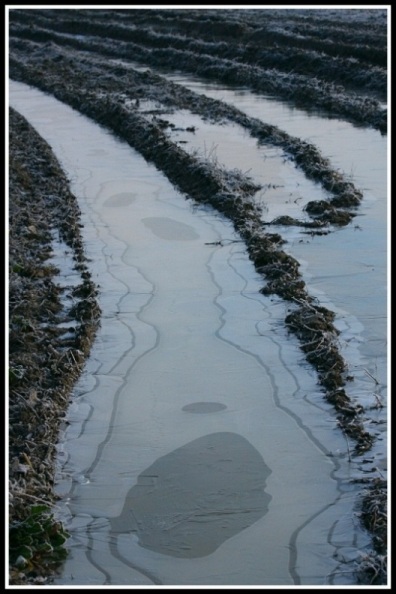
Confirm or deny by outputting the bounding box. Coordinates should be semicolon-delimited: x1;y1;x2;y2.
8;107;101;585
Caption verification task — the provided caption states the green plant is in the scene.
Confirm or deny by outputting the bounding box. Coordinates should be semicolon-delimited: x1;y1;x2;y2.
9;505;69;575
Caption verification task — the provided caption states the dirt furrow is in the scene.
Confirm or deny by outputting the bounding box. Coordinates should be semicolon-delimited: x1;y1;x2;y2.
9;11;387;132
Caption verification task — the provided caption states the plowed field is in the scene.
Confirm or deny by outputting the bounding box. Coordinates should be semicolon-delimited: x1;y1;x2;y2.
8;7;388;586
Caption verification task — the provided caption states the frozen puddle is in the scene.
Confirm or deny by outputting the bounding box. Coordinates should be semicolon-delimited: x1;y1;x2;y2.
137;67;388;465
110;61;388;395
10;80;371;586
134;82;387;464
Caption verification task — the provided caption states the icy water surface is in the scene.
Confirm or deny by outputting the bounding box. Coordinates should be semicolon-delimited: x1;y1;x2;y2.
110;63;388;402
9;80;385;586
140;68;388;465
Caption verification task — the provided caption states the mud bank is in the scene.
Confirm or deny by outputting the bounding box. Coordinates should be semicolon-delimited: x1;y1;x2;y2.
8;108;101;584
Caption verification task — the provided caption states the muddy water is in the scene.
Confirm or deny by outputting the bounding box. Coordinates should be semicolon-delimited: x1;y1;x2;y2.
9;80;378;586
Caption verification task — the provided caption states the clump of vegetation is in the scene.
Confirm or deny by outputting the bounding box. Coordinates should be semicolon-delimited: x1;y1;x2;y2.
355;478;387;585
9;505;69;585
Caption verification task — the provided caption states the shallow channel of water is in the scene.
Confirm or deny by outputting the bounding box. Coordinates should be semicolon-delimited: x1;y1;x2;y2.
9;80;382;586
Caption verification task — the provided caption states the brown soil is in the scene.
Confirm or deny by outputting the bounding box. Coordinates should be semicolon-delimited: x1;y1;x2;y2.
8;7;387;586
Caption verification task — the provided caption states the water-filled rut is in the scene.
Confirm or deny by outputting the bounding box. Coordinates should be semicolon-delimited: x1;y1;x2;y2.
10;80;374;586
